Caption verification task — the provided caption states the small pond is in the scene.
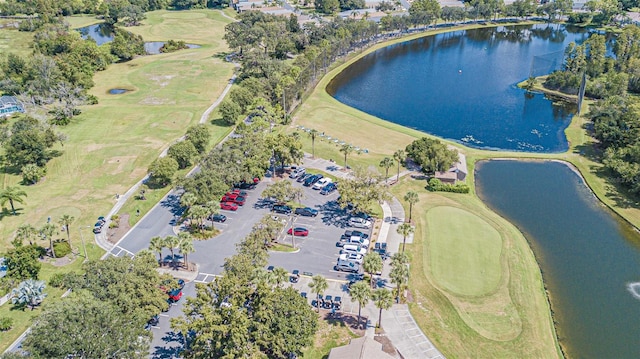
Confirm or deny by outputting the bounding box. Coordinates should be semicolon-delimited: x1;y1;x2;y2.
108;88;130;95
77;23;114;46
144;41;201;55
476;160;640;359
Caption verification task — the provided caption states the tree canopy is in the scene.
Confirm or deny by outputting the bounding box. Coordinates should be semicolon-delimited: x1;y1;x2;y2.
405;137;458;174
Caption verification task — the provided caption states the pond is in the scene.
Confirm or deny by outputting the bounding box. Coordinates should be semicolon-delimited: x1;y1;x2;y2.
108;88;130;95
77;25;200;55
476;160;640;359
327;24;596;152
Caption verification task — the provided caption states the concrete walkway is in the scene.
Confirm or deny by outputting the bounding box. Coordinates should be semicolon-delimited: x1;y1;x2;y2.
301;154;444;359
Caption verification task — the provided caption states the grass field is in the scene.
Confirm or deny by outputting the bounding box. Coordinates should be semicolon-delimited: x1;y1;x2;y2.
0;10;236;254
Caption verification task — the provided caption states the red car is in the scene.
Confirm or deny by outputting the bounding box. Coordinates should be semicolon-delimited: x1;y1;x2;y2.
230;189;248;197
222;192;239;201
220;202;238;211
287;227;309;236
233;196;246;206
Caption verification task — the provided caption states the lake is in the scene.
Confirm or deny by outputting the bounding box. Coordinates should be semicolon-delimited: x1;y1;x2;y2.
327;24;595;152
476;160;640;359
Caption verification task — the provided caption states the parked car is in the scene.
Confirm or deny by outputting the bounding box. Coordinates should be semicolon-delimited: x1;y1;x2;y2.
230;189;248;197
290;167;306;179
234;181;256;190
210;213;227;222
232;196;246;206
295;207;318;217
297;173;313;183
147;315;159;328
287;227;309;236
341;244;367;255
320;182;337;195
303;174;323;187
312;177;332;190
335;261;359;273
344;236;370;247
223;192;239;200
220;202;239;211
344;230;369;239
272;204;292;215
168;288;183;302
349;217;372;229
339;252;364;264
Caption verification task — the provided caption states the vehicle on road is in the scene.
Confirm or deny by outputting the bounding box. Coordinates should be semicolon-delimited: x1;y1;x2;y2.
220;202;239;211
209;213;227;222
272;204;292;215
303;174;323;187
349;217;372;229
320;182;337;195
294;207;318;217
287;227;309;236
312;177;332;190
290;167;306;179
339;252;364;264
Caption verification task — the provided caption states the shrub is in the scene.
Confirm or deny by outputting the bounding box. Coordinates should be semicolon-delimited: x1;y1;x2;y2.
0;317;13;331
21;163;46;185
53;240;72;257
48;273;66;288
427;178;470;193
160;40;189;53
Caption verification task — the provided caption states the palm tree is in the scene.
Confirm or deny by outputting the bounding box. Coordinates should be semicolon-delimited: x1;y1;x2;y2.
308;129;319;158
40;223;57;258
309;275;328;312
11;279;47;311
339;144;354;169
379;157;394;183
164;235;181;265
190;205;209;234
180;192;198;218
58;214;75;249
0;186;27;215
390;252;409;267
349;281;371;329
389;261;409;302
372;288;394;328
15;224;37;246
272;267;289;287
404;191;419;223
178;232;195;270
397;223;414;253
362;252;383;288
149;236;165;264
393;149;405;183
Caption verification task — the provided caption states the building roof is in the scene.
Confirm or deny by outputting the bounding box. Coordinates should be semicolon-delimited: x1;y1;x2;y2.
328;337;395;359
0;95;21;107
0;95;25;115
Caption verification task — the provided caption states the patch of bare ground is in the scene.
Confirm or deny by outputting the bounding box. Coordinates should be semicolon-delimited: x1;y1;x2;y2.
106;214;131;244
375;328;402;358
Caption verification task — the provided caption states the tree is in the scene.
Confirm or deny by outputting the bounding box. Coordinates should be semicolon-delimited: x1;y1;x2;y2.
22;293;150;358
372;288;393;328
309;129;319;158
3;116;58;169
261;179;299;203
15;224;38;246
58;214;75;249
309;275;328;312
180;191;198;209
11;279;47;310
40;223;57;258
4;245;41;280
272;267;289;287
390;255;410;301
164;235;180;264
0;186;27;215
337;166;390;214
219;99;242;125
178;232;195;270
393;149;405;183
397;223;414;253
340;143;355;169
189;205;209;233
149;235;165;264
269;133;303;173
379;157;394;183
405;137;458;174
21;163;46;185
148;156;179;186
410;0;441;26
167;140;198;169
349;281;371;329
404;191;419;223
185;124;211;153
362;252;383;288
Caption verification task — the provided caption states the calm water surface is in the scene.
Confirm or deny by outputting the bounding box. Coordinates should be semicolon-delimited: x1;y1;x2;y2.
76;25;200;54
476;160;640;359
328;25;592;152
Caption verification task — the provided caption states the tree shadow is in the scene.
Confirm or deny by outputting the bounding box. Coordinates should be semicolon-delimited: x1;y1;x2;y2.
160;193;184;218
150;331;186;359
318;200;350;228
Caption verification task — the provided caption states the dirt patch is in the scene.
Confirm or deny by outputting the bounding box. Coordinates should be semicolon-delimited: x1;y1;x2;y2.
106;213;132;244
40;254;77;267
375;328;402;358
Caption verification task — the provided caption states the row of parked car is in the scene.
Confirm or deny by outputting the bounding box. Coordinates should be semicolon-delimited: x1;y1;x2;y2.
334;229;371;273
291;167;337;195
218;179;259;213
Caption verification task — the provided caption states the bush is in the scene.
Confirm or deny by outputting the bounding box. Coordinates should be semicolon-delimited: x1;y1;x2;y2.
21;163;46;185
0;317;13;331
567;12;591;23
160;40;189;53
48;273;66;288
53;240;72;257
427;178;470;193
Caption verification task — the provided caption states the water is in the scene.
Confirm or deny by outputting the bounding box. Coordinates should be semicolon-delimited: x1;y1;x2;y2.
75;26;200;55
328;24;595;152
144;41;201;55
476;160;640;359
108;88;129;95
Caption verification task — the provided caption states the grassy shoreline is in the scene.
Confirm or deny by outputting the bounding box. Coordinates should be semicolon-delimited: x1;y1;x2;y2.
289;21;638;357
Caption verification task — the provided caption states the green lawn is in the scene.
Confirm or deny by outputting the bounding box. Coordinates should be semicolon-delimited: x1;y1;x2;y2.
0;22;32;57
0;9;235;253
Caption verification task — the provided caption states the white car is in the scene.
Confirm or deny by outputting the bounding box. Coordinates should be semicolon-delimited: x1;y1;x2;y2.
349;217;372;229
289;167;305;179
312;177;332;190
345;236;370;247
341;244;367;256
339;252;363;264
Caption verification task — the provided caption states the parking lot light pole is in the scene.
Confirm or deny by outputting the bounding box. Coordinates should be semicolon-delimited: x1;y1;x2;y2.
78;226;90;262
290;214;299;248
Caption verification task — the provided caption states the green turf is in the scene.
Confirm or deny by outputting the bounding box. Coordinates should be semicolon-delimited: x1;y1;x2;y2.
427;206;502;297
